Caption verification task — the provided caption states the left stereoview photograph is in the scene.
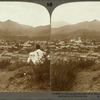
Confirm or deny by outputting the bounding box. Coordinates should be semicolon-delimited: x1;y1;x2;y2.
0;2;50;91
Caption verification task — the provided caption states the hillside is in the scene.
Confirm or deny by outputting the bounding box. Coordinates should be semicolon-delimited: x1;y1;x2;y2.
0;20;50;40
72;63;100;91
0;59;50;91
51;20;100;41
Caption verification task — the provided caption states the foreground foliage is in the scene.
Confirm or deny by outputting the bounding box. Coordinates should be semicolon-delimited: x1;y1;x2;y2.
51;58;96;91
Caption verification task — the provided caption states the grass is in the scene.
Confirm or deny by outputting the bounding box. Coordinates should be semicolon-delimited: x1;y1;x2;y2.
0;60;11;69
0;57;97;91
27;58;50;88
51;58;96;91
7;58;50;91
0;57;50;91
7;61;27;71
0;60;26;71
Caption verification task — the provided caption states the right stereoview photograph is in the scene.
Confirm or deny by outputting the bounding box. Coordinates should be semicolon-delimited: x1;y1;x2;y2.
51;2;100;91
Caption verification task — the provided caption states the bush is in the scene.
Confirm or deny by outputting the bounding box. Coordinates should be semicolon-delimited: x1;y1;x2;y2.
28;58;50;84
51;58;95;91
0;60;11;69
78;58;95;69
0;60;27;70
8;59;50;91
8;61;27;71
91;63;100;71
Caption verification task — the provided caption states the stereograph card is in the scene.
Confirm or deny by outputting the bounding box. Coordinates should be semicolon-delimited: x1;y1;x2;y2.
0;0;99;100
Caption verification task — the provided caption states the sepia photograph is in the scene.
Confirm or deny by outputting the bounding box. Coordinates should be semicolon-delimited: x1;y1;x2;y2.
0;2;50;91
51;2;100;91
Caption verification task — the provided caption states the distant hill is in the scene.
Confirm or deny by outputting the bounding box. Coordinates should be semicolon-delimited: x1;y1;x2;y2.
0;20;50;41
51;21;70;28
51;20;100;41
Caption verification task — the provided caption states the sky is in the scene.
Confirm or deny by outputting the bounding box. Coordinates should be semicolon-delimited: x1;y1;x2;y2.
0;2;50;27
52;2;100;24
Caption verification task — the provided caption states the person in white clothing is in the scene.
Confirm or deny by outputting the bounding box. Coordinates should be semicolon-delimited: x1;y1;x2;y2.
27;44;46;65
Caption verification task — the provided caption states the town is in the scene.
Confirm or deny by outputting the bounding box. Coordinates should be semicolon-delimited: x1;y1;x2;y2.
51;37;100;63
0;37;100;63
0;39;50;63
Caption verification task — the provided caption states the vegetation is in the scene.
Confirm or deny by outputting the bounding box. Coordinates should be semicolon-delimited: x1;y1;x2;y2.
0;60;11;69
0;58;50;91
8;61;27;71
51;58;96;91
26;58;50;90
0;59;26;70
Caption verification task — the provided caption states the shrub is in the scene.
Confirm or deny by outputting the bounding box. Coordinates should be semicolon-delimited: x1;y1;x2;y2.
0;60;27;70
28;58;50;84
8;61;27;71
8;58;50;91
51;58;95;91
78;58;95;69
91;62;100;71
0;60;11;69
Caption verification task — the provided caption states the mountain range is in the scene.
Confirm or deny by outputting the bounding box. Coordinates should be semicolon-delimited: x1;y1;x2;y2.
51;20;100;41
51;21;70;28
0;20;50;41
0;19;100;41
